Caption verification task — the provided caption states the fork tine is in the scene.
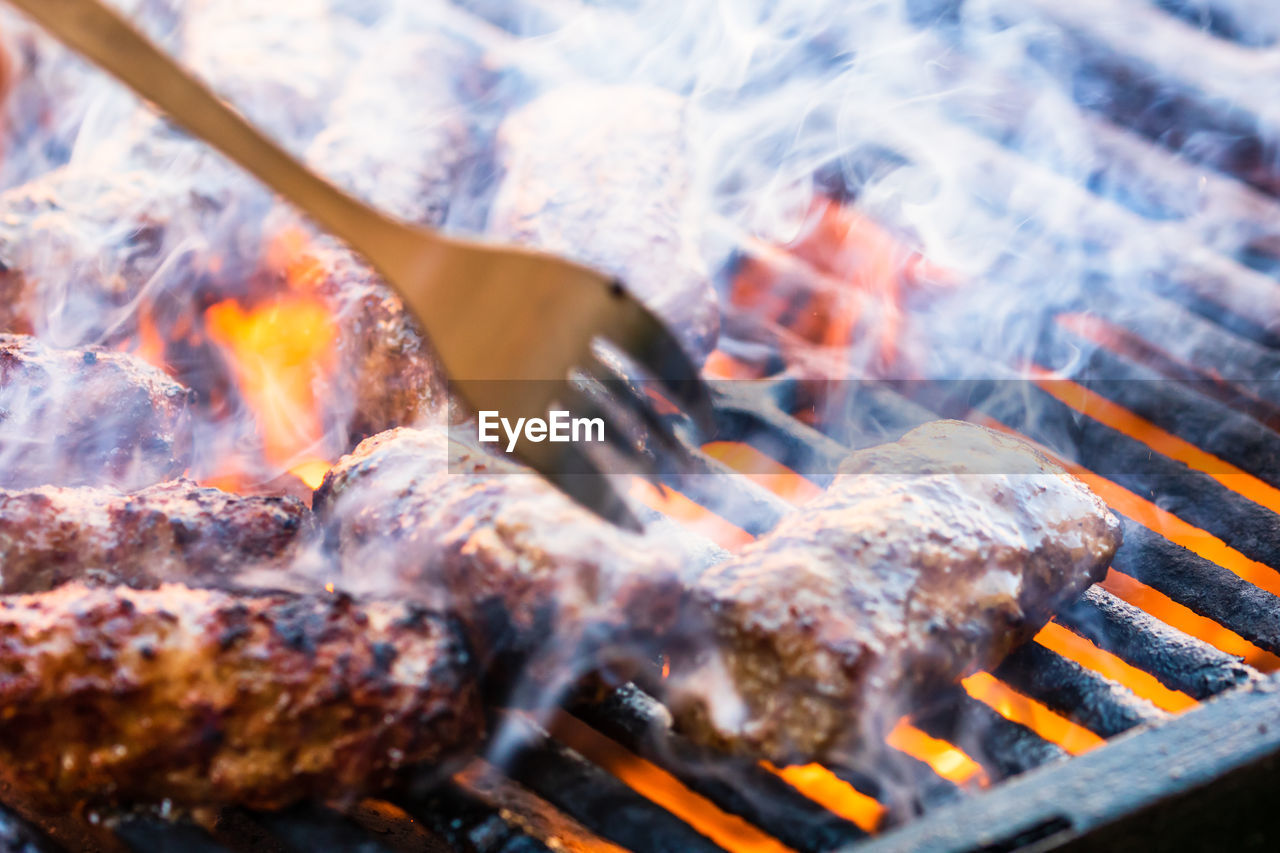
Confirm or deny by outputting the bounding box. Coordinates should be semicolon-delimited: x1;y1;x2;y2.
579;350;689;460
531;440;645;532
599;291;716;436
559;377;662;480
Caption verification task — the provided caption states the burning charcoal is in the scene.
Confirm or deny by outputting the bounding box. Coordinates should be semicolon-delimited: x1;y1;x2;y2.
664;420;1121;764
489;84;720;360
0;583;482;812
0;334;191;490
306;30;484;226
313;427;688;687
0;479;307;594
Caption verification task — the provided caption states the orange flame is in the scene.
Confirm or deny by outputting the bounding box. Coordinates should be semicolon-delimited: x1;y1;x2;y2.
628;479;756;551
731;198;955;372
544;711;797;853
761;762;886;833
1033;621;1197;714
203;229;337;490
961;672;1104;756
885;720;988;787
701;441;823;505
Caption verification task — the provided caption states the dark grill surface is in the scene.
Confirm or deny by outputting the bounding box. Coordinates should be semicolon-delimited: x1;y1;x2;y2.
11;0;1280;850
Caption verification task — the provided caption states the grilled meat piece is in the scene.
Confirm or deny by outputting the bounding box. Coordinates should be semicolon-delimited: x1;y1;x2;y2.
306;31;482;226
490;84;719;360
0;165;440;439
666;420;1122;762
0;479;306;594
0;334;191;490
0;583;481;811
0;167;223;345
314;427;686;678
181;0;350;147
265;234;446;440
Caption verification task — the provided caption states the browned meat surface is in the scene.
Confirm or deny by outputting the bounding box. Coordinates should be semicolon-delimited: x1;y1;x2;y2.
0;334;191;489
306;31;482;226
0;583;481;812
666;420;1122;762
0;479;306;594
489;84;720;360
314;427;686;677
271;235;445;439
0;167;221;345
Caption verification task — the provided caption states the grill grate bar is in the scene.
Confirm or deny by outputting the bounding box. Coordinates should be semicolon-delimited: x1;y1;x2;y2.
496;712;732;853
964;0;1280;196
115;816;228;853
253;805;402;853
393;777;554;853
912;689;1068;781
970;383;1280;585
1112;521;1280;655
994;642;1165;739
1039;327;1280;488
568;684;872;852
1056;587;1259;699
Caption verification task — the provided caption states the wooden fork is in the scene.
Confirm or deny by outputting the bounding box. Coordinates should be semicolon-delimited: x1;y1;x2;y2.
11;0;714;528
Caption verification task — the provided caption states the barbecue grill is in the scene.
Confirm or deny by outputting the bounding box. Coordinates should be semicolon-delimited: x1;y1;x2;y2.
5;0;1280;850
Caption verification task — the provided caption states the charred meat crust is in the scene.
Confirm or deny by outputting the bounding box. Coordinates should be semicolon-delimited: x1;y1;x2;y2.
314;427;688;677
0;583;482;811
0;479;307;594
0;334;192;490
666;420;1122;763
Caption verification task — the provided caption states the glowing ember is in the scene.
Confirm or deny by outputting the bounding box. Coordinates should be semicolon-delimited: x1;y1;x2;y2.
628;480;755;551
702;441;823;505
1033;621;1197;714
961;672;1104;756
885;720;988;787
762;762;886;833
544;712;796;853
731;198;955;373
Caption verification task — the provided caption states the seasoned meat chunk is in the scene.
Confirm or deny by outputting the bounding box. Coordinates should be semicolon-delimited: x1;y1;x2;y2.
181;0;349;146
0;334;191;489
0;164;440;440
490;84;719;360
306;31;482;226
314;427;686;676
268;235;445;440
0;168;222;345
666;420;1122;762
0;479;306;593
0;583;481;812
